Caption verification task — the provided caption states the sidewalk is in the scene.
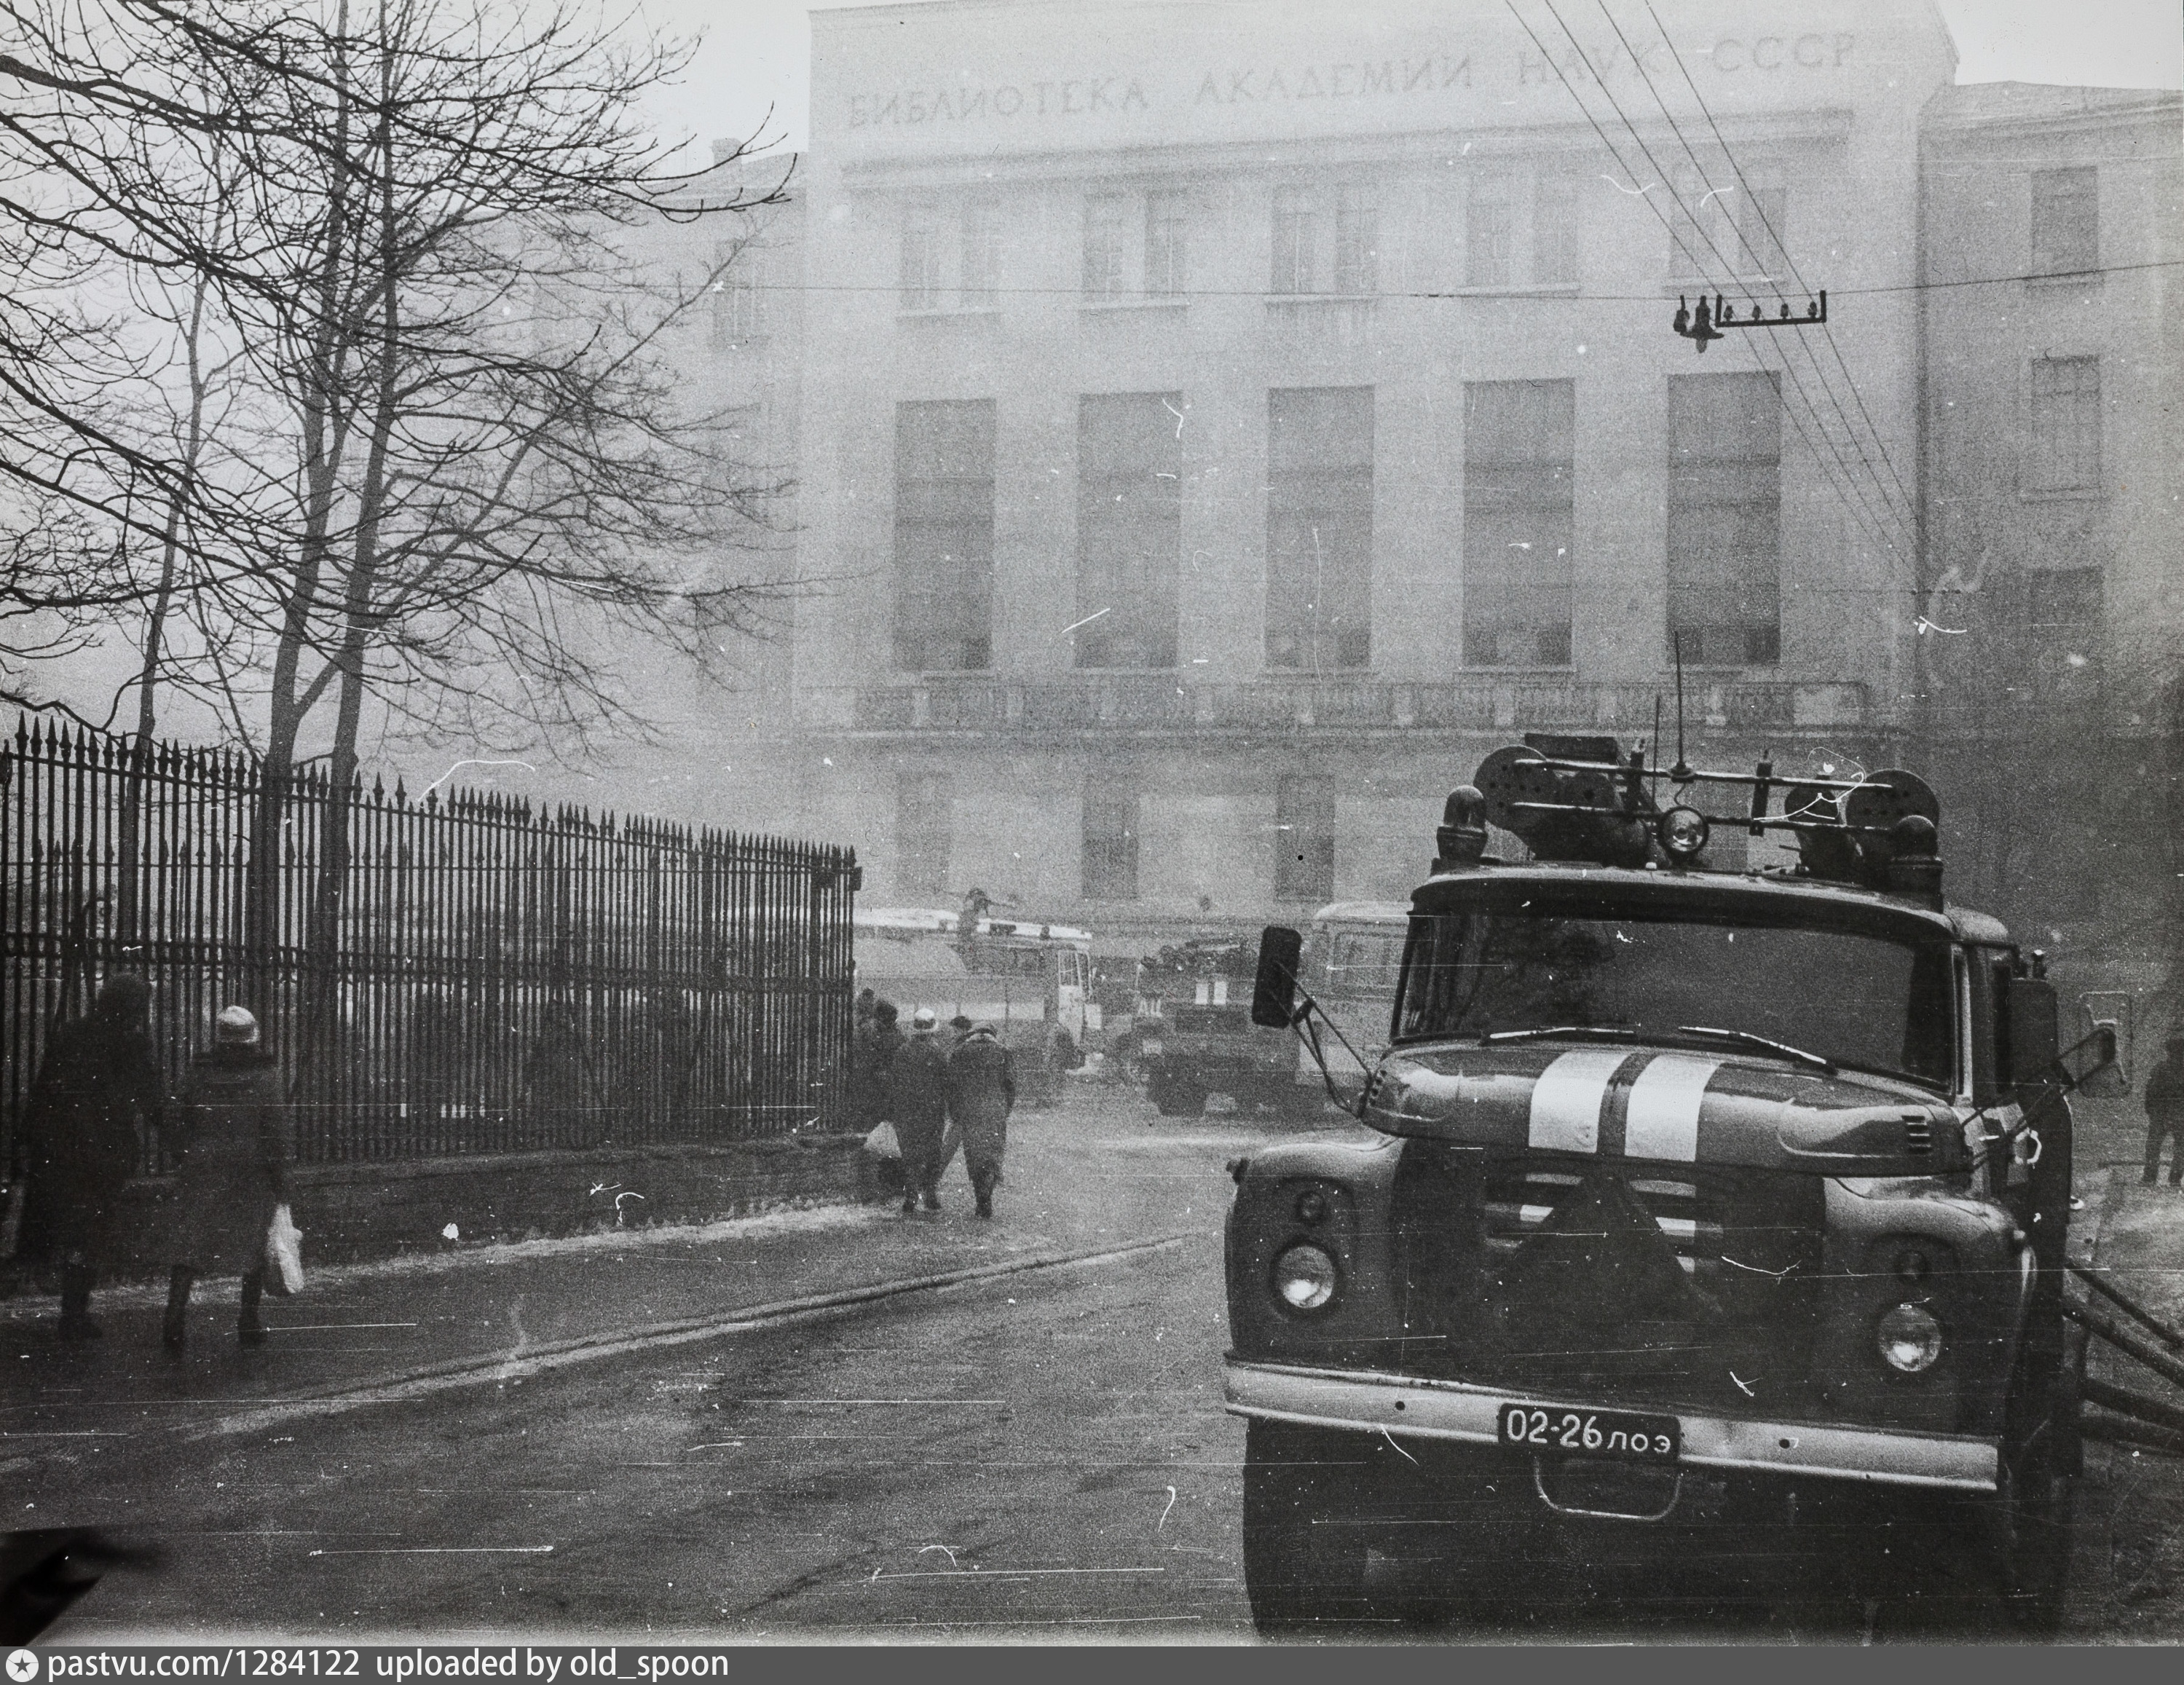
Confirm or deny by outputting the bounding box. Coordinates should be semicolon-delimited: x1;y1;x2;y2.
0;1094;1252;1464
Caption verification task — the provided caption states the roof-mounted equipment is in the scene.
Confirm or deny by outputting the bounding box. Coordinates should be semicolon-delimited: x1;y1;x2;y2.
1448;732;1944;904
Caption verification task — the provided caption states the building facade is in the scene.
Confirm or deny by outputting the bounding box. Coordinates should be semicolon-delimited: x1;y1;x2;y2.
778;0;1950;952
1918;82;2183;1011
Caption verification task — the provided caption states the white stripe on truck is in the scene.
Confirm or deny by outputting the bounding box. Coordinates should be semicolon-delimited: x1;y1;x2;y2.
1527;1049;1627;1156
1623;1054;1720;1164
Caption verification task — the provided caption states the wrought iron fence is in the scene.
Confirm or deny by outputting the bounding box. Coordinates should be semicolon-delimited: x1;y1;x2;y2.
1;718;856;1173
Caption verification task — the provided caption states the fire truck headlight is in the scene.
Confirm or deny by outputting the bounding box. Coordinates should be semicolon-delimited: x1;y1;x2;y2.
1272;1242;1339;1313
1658;805;1711;859
1877;1302;1944;1373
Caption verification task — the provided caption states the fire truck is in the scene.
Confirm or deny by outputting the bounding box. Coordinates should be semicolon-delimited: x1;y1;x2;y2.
1130;935;1301;1117
1225;734;2118;1631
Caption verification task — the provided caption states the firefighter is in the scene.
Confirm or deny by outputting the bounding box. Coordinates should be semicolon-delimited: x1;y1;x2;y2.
17;974;165;1341
2144;1033;2184;1187
948;1022;1017;1220
162;1006;291;1353
890;1007;952;1215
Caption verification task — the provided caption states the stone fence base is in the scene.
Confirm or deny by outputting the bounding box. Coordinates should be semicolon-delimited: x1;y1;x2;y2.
4;1133;883;1287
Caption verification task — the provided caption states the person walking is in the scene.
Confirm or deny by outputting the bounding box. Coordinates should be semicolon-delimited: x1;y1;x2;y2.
2145;1033;2184;1187
947;1021;1017;1220
162;1006;291;1354
852;999;907;1199
890;1006;952;1215
17;974;165;1341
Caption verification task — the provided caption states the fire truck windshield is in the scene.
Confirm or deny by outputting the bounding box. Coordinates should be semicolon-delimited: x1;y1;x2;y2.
1395;901;1958;1088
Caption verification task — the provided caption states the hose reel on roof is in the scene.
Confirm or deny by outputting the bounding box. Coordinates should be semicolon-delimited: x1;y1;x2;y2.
1453;734;1944;901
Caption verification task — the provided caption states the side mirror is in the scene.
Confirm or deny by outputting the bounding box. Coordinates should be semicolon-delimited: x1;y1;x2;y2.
1251;926;1303;1028
2058;1023;2120;1092
2006;976;2059;1089
2078;992;2132;1096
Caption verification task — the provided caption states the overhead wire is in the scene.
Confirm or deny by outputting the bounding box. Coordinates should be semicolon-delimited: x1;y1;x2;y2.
1532;0;1916;567
1637;0;1922;551
1601;0;1919;551
698;259;2182;304
1515;0;1919;571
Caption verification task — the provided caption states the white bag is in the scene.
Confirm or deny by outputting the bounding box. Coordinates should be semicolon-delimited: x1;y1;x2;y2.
264;1204;305;1298
862;1119;901;1161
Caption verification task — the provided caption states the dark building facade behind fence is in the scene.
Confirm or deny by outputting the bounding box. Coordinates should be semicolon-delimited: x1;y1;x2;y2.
0;719;858;1173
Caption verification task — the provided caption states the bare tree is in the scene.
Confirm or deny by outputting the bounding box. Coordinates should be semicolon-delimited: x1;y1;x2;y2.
4;0;795;998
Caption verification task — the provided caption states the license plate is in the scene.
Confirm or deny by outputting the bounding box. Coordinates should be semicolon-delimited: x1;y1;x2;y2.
1497;1402;1680;1465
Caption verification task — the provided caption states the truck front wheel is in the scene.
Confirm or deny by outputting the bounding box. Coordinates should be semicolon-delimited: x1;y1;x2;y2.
1242;1419;1371;1632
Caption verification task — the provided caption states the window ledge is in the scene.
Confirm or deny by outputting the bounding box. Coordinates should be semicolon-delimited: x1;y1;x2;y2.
1457;665;1579;676
1258;670;1379;680
895;306;1000;320
892;670;1000;679
2026;269;2104;289
1265;293;1381;304
1442;283;1581;299
1660;276;1786;296
1079;296;1188;312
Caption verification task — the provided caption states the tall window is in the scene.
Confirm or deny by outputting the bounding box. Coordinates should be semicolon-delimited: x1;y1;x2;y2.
710;242;768;347
1076;392;1181;668
1534;173;1579;284
1668;372;1781;666
900;209;943;309
1084;195;1128;298
893;400;995;671
1274;774;1336;903
1668;165;1786;277
1266;388;1373;671
896;772;953;899
960;203;1001;306
1271;186;1317;294
1333;184;1379;295
2030;167;2097;275
1467;186;1513;287
1082;777;1140;900
1146;191;1188;297
1464;381;1574;667
2029;357;2101;492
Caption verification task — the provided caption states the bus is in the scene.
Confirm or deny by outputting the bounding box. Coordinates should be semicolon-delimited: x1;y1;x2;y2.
852;907;1096;1106
1292;901;1409;1105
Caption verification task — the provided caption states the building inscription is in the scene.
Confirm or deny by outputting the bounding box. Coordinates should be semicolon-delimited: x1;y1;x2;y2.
844;36;1856;130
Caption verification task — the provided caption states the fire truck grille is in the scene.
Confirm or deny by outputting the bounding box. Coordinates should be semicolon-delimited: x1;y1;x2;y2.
1392;1143;1828;1418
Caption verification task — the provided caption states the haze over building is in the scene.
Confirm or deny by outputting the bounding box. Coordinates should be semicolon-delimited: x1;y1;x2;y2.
630;0;2177;975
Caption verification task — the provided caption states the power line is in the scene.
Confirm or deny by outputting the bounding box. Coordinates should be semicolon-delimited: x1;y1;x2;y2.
703;256;2181;304
1636;0;1920;549
1520;0;1918;567
1534;0;1911;562
1503;3;1909;571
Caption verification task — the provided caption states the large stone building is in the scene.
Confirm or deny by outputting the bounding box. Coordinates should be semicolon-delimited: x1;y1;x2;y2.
1917;82;2183;1008
779;0;1949;955
631;0;2177;982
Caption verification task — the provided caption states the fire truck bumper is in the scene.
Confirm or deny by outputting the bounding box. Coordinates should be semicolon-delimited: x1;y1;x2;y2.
1224;1359;1999;1493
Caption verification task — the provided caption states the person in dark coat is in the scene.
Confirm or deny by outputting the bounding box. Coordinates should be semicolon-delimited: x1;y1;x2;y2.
947;1022;1016;1219
2145;1034;2184;1187
17;974;163;1340
162;1006;291;1353
851;1000;906;1197
890;1006;952;1215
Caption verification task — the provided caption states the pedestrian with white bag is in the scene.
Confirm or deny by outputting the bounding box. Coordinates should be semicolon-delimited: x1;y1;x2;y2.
162;1006;296;1354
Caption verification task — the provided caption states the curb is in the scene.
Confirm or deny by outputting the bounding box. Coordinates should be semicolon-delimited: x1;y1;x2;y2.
189;1229;1199;1441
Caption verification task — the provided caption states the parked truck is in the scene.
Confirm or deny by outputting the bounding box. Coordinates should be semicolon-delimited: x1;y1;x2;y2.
1226;735;2117;1632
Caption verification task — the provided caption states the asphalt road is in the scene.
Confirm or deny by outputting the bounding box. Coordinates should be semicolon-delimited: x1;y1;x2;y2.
15;1081;2184;1643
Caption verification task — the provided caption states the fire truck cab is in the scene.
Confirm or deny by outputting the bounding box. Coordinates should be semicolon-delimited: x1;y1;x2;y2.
1226;735;2116;1632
